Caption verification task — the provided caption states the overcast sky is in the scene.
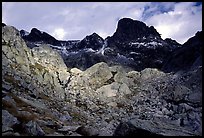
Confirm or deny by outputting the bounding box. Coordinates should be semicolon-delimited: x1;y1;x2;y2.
2;2;202;44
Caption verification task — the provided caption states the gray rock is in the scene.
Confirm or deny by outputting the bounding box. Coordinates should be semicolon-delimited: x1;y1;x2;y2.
70;68;82;75
140;68;165;80
46;132;65;136
59;113;72;122
96;83;118;98
24;120;45;136
2;83;13;91
77;62;113;89
114;71;128;84
2;132;20;136
31;44;68;74
173;85;191;102
2;96;17;108
96;82;131;99
2;110;20;132
18;96;47;110
76;125;99;136
2;26;33;72
114;118;198;136
187;92;202;105
57;125;81;132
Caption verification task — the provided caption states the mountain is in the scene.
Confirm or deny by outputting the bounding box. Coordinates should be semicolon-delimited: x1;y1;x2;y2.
109;18;161;42
19;18;183;71
105;18;181;71
162;31;202;72
20;28;62;46
18;19;202;73
2;18;202;136
76;33;104;50
19;18;181;71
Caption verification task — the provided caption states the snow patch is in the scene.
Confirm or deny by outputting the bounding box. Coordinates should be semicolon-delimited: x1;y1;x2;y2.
35;43;42;46
148;41;162;46
50;45;63;50
61;48;69;56
130;52;141;55
97;40;107;55
131;42;140;45
24;31;29;36
85;48;96;53
117;53;128;59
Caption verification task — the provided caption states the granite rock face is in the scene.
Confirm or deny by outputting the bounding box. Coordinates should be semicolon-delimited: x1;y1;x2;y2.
2;25;69;101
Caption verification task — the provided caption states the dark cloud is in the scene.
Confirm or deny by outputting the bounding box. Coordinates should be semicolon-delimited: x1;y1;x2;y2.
142;2;175;20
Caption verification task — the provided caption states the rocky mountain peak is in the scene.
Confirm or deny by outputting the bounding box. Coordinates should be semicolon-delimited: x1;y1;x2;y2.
162;31;202;72
183;31;202;46
77;32;104;50
21;28;61;46
20;29;29;37
30;28;42;35
111;18;161;42
164;38;181;48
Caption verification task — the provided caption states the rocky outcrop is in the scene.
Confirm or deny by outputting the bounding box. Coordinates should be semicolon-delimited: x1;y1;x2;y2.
2;25;70;100
2;110;20;133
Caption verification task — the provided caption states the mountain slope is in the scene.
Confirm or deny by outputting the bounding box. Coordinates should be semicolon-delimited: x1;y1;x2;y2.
162;31;202;72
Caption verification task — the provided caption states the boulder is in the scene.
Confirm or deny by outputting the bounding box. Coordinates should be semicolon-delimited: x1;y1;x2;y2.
2;110;20;132
70;68;82;76
96;82;131;99
140;68;165;80
70;62;113;90
114;118;197;136
24;120;45;136
31;44;68;70
76;125;99;136
57;125;81;132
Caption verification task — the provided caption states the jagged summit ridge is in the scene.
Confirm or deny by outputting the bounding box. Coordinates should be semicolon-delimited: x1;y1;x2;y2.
111;18;161;42
20;27;62;46
162;31;202;72
77;32;104;50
